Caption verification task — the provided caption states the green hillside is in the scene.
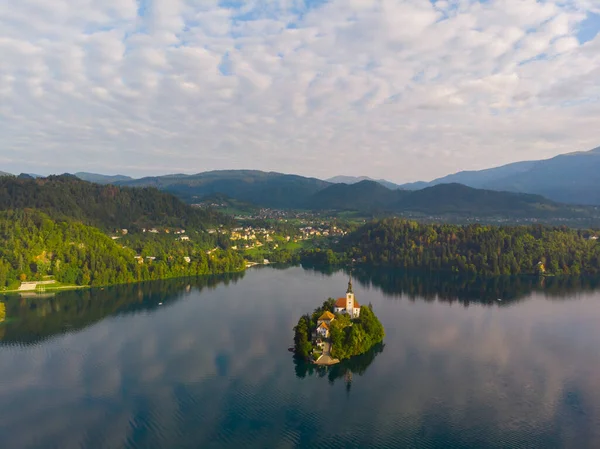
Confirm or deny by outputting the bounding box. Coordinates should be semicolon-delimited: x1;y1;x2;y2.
0;174;227;230
0;209;244;290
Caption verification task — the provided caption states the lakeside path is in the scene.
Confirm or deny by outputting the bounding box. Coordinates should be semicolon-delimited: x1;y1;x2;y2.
315;342;340;366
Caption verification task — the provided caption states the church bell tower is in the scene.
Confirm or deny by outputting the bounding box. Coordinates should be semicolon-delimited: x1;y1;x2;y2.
346;275;355;317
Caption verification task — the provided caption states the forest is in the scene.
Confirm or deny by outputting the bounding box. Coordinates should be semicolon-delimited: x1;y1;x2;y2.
302;218;600;276
0;174;228;230
0;210;244;290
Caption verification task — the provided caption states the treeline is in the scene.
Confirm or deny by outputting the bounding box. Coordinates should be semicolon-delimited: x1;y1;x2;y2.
0;210;244;289
0;175;229;230
303;218;600;276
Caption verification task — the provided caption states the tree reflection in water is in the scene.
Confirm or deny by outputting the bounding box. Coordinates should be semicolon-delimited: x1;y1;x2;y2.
302;263;600;306
0;271;245;345
293;343;385;394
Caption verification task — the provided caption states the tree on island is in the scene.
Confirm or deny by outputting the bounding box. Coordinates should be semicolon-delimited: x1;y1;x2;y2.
329;304;384;360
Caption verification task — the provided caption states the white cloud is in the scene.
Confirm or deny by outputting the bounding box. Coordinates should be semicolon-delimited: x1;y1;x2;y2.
0;0;599;181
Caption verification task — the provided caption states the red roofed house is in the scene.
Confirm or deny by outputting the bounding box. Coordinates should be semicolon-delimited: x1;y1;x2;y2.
316;321;330;338
334;276;360;318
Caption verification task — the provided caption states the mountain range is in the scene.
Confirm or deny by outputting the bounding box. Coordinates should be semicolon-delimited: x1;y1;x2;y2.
3;145;599;211
308;180;594;219
110;172;595;220
400;146;600;205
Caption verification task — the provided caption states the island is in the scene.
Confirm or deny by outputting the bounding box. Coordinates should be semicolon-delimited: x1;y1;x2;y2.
293;276;385;364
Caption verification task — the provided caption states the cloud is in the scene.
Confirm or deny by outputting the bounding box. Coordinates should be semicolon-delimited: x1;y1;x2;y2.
0;0;599;181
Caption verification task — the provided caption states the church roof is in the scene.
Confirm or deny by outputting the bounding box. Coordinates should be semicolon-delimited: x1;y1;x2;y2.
334;297;346;307
334;297;360;309
318;311;335;321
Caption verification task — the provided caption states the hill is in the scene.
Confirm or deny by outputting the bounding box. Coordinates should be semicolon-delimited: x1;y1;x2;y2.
74;172;133;184
307;180;402;211
326;175;401;190
305;181;593;219
400;146;600;205
394;183;567;217
118;170;330;208
0;171;12;177
0;174;226;230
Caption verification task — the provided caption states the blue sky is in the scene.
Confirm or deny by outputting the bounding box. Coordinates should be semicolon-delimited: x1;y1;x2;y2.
578;12;600;43
1;0;599;181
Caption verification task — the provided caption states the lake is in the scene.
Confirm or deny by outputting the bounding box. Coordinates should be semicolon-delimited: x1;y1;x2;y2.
1;266;600;448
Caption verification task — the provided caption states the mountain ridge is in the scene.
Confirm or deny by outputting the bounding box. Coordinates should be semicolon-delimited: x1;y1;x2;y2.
400;146;600;205
326;175;401;190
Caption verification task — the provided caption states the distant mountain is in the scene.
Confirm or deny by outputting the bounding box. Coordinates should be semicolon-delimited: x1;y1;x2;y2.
308;180;401;211
306;181;595;219
112;168;597;219
74;172;134;184
117;170;330;209
0;171;12;177
326;175;401;190
400;146;600;205
400;160;538;190
0;174;226;230
394;183;563;216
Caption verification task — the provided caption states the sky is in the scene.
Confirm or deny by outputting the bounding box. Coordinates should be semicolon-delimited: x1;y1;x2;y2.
1;0;599;182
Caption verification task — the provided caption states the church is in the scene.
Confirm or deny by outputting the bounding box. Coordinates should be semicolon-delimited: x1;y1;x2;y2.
334;276;361;318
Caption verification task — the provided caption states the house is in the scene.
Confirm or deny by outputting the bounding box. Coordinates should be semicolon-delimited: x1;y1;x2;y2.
179;235;190;241
316;322;330;338
317;310;335;326
333;276;361;318
183;256;191;263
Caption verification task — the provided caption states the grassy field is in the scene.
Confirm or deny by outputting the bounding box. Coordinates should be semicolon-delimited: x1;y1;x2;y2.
1;281;86;294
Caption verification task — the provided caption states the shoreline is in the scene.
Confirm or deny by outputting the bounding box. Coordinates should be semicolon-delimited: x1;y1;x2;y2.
0;266;251;296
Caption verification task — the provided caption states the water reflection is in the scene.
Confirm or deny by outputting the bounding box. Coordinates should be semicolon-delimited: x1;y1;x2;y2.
0;266;600;448
0;272;244;345
294;344;385;394
303;264;600;305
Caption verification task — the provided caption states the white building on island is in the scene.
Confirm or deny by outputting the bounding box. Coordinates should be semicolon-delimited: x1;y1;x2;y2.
333;276;361;318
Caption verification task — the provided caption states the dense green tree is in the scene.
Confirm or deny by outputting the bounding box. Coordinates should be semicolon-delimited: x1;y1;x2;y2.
303;218;600;277
0;210;245;289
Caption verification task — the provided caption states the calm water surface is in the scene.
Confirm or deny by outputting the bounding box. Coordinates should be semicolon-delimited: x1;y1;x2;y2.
1;266;600;449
